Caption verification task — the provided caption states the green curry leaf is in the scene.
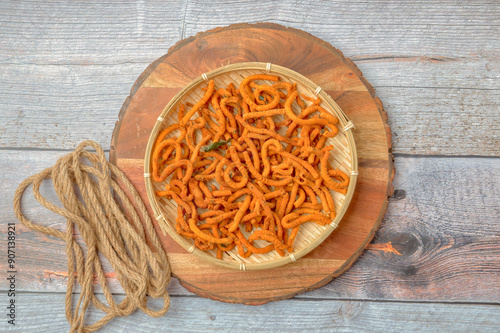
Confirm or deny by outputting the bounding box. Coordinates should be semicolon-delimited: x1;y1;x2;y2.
204;139;231;152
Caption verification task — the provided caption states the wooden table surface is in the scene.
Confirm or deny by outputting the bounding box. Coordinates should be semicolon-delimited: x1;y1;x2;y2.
1;1;499;332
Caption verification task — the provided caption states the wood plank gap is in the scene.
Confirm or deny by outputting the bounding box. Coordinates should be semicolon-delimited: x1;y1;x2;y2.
292;296;500;306
265;20;500;28
392;153;500;159
373;85;500;91
180;0;189;39
0;147;111;153
9;291;499;306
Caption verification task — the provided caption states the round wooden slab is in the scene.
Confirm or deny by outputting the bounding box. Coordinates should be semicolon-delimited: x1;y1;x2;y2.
110;23;394;305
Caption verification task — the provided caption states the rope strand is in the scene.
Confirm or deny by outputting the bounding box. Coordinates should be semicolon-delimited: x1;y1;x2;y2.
13;140;171;332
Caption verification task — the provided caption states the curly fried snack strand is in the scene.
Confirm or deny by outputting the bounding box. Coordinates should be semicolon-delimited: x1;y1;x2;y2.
281;212;331;229
242;108;285;119
277;151;320;180
299;203;324;210
243;137;261;172
199;210;223;220
153;152;192;183
261;139;283;178
328;168;350;188
232;234;253;258
320;186;336;219
205;210;238;224
239;74;280;110
220;96;241;134
228;195;252;233
153;139;182;165
188;179;206;209
222;162;249;189
154;123;185;148
181;80;215;125
293;188;306;208
248;229;288;251
301;185;318;204
235;230;274;254
285;91;339;128
252;85;281;109
320;148;350;191
188;219;233;244
211;189;232;197
286;226;300;252
177;103;186;123
285;182;299;214
242;151;292;187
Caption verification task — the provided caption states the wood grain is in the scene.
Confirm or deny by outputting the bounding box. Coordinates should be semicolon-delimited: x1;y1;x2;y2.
1;64;496;155
3;292;499;333
0;0;186;65
110;22;393;304
0;1;498;155
303;156;500;302
1;0;499;331
3;143;498;303
2;1;498;64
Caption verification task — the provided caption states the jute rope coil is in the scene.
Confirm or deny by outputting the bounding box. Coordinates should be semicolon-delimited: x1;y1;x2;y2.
13;140;171;333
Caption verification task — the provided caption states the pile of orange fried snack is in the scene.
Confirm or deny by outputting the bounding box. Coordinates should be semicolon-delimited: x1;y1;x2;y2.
152;74;349;259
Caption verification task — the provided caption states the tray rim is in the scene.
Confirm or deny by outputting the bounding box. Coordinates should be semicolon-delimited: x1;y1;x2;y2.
143;61;358;271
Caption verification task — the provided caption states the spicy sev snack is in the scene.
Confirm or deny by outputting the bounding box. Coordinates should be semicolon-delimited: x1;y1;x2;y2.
151;74;349;260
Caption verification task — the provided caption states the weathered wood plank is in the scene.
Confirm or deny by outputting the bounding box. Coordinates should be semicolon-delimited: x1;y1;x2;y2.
0;63;140;150
2;151;498;303
183;1;499;64
1;0;498;329
380;87;499;155
185;0;500;30
0;1;499;155
0;0;185;65
1;0;498;64
302;156;500;301
2;293;499;332
0;63;498;155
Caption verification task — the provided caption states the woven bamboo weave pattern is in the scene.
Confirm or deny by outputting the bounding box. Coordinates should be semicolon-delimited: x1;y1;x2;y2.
144;62;358;270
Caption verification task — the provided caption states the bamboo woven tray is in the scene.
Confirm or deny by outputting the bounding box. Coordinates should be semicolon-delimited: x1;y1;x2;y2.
143;62;358;271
